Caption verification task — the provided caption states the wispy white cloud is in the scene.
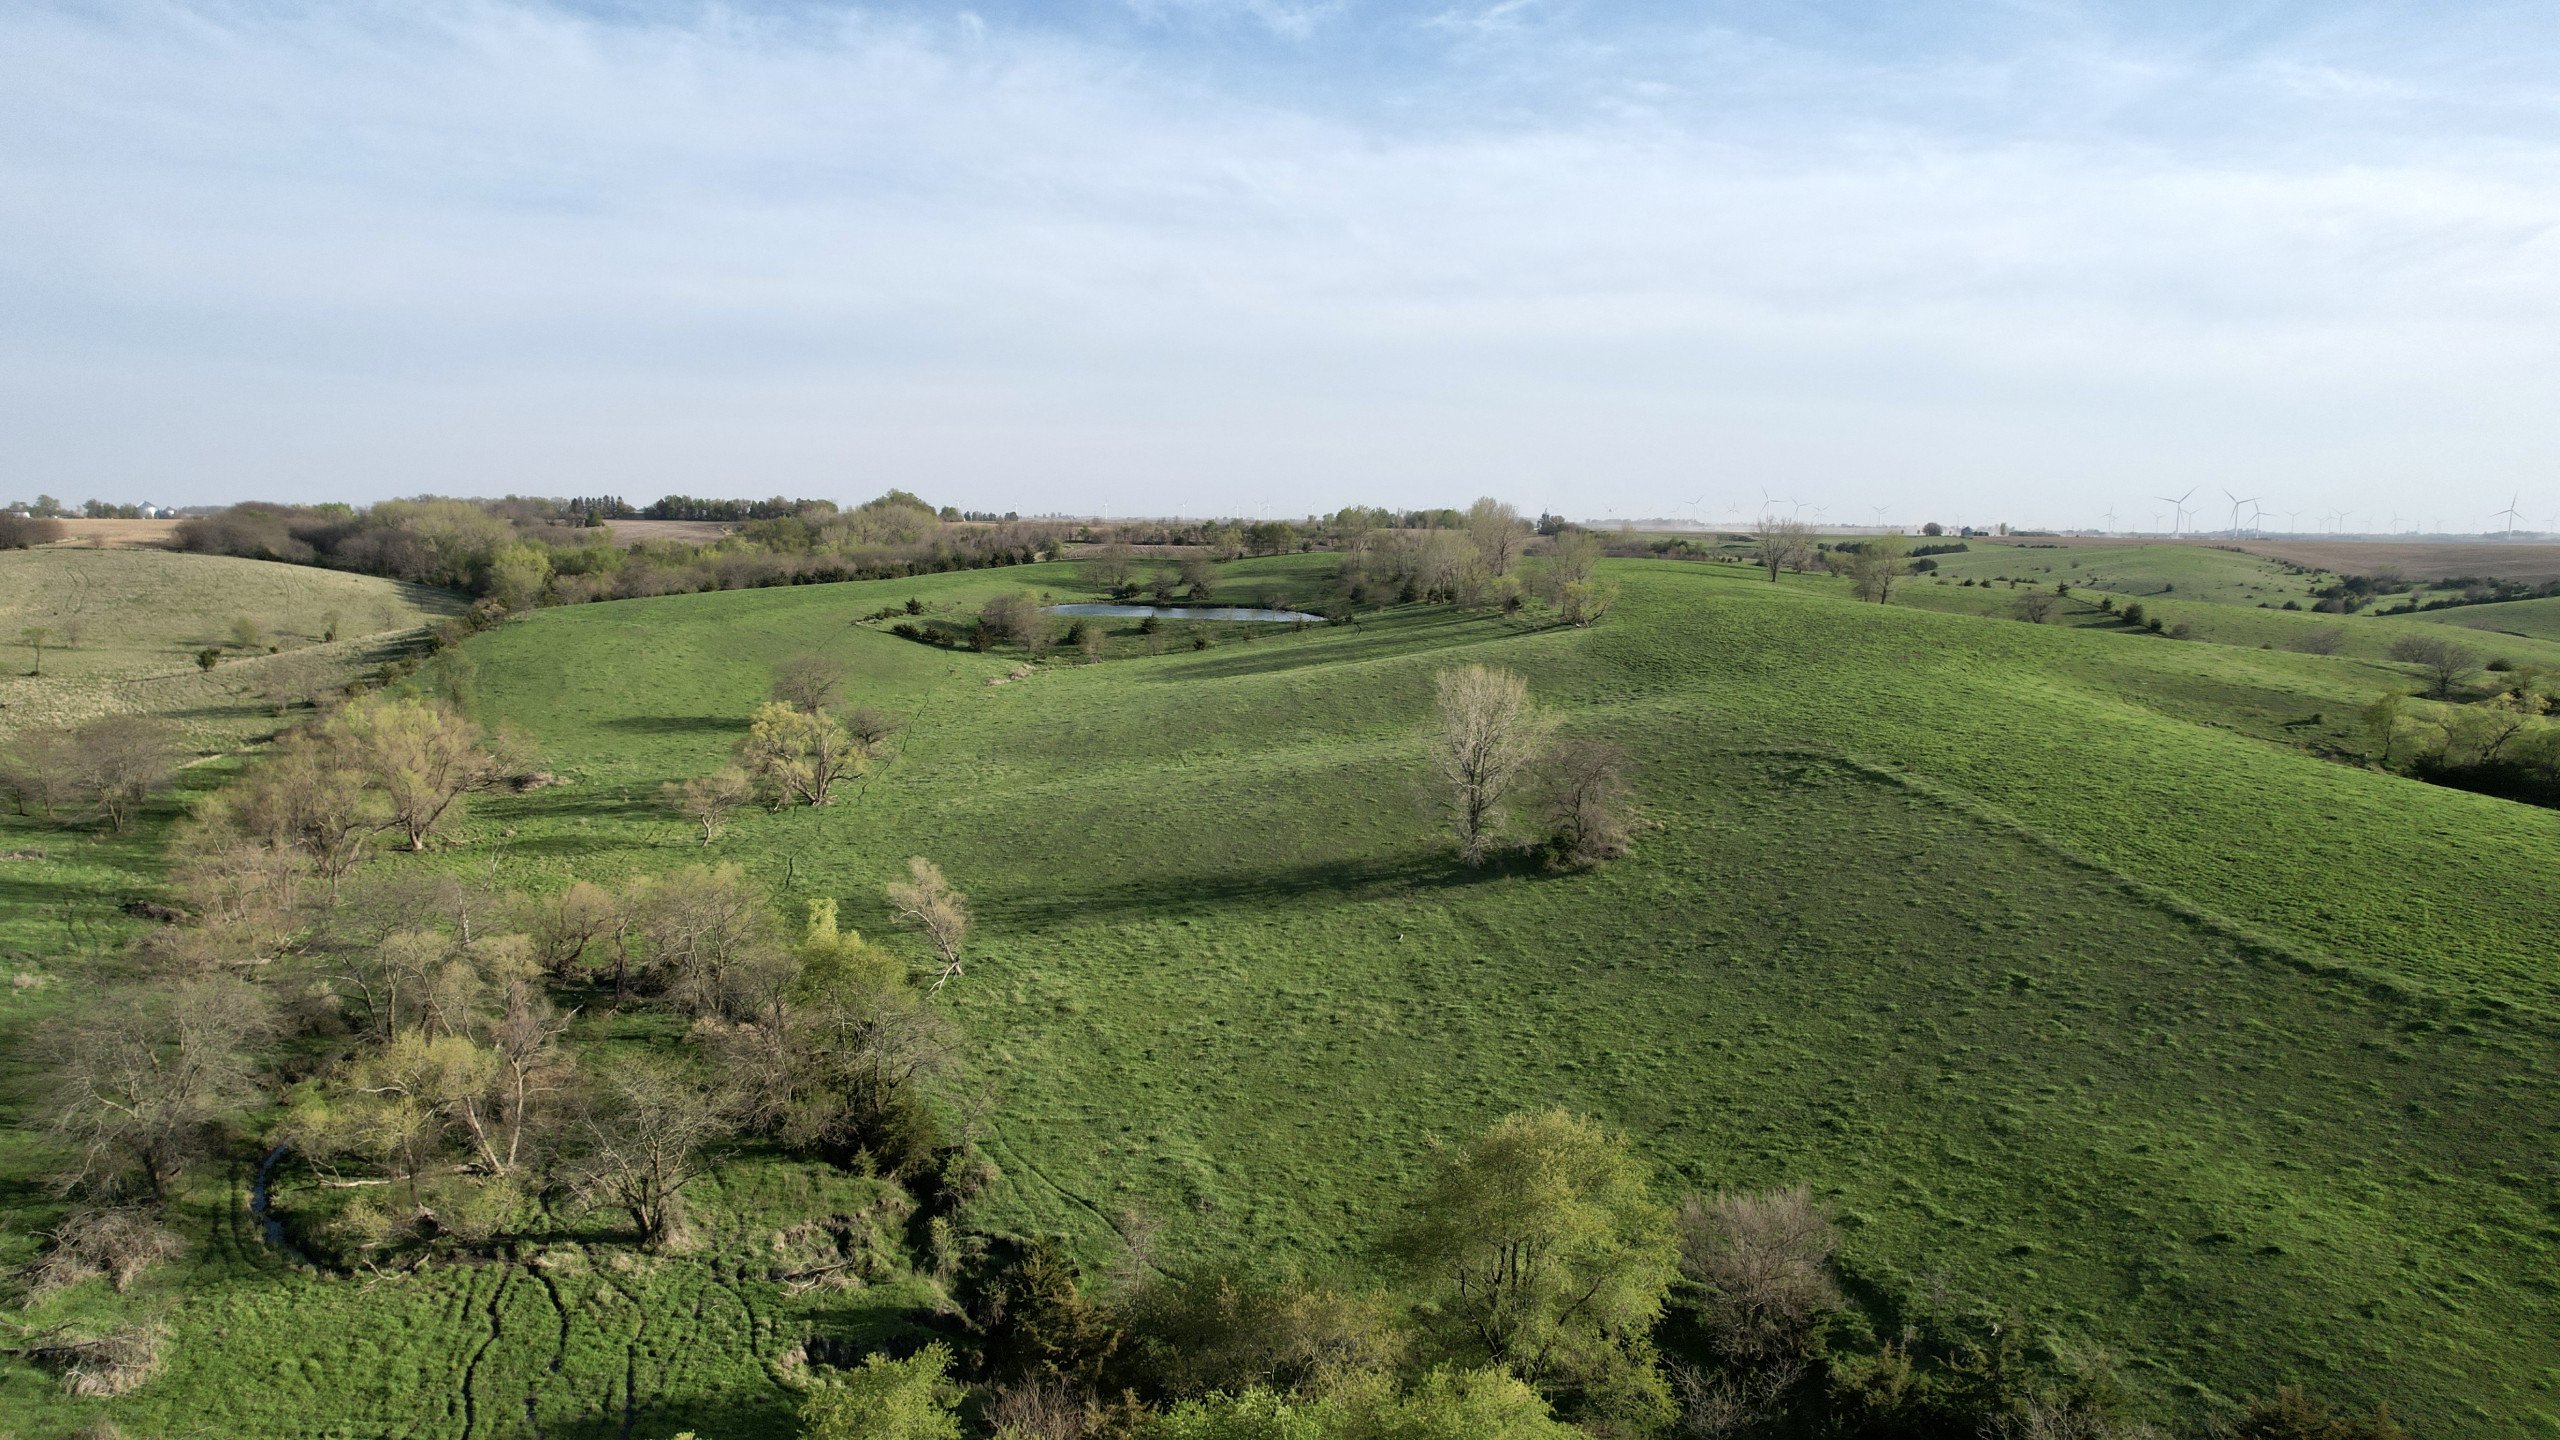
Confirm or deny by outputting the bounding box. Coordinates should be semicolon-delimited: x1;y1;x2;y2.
0;1;2555;524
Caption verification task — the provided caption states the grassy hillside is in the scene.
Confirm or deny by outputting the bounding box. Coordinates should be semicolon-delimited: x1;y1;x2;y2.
397;556;2557;1431
1925;540;2329;608
2401;594;2560;643
7;553;2555;1435
0;547;460;750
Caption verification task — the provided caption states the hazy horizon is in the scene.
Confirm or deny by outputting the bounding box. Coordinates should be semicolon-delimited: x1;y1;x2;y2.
5;1;2557;530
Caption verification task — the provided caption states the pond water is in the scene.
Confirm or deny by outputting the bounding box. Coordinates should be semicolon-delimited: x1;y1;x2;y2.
1043;603;1326;623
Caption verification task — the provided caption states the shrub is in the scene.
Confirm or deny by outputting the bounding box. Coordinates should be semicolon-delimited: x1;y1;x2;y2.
0;513;66;548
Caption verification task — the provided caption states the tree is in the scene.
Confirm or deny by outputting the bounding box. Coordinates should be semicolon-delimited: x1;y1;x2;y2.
1754;518;1814;582
1085;543;1138;598
1469;498;1531;577
664;766;752;844
1846;533;1909;604
1148;1369;1580;1440
1433;665;1545;865
483;542;551;609
622;862;797;1021
229;616;266;652
0;725;81;817
567;1055;734;1250
39;979;270;1199
201;729;387;892
2387;635;2479;699
886;857;970;990
1921;521;1944;537
980;591;1044;650
320;608;344;642
799;1342;966;1440
332;696;507;849
1180;553;1218;597
1535;739;1635;868
0;513;67;548
1391;1110;1677;1424
739;701;863;807
1674;1187;1841;1368
2012;591;2058;624
771;653;847;714
20;624;53;675
65;715;180;832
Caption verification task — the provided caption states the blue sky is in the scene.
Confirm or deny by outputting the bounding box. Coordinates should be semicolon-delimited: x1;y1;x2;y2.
3;1;2556;528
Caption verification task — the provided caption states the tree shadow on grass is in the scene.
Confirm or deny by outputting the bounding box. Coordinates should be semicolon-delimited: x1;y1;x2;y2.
599;714;743;736
981;849;1531;932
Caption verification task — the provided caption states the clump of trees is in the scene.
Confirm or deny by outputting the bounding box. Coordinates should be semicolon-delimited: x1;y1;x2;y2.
1432;666;1638;868
1;715;181;832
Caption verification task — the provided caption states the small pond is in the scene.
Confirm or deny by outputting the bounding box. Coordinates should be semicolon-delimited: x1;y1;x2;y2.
1044;603;1327;623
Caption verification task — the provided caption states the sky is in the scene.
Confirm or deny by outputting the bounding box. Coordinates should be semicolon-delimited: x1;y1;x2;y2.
3;1;2558;530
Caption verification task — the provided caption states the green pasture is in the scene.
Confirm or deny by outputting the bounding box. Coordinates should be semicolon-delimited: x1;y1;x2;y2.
7;550;2559;1434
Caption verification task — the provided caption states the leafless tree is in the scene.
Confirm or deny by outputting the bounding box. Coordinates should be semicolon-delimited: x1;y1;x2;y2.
663;766;752;844
567;1055;734;1250
1433;665;1545;865
1179;553;1218;597
25;1206;183;1297
2013;590;2059;624
623;862;797;1021
1754;517;1815;582
1468;497;1530;577
0;725;82;817
1536;738;1636;867
770;652;846;714
64;716;180;833
1674;1186;1842;1367
20;624;55;675
2388;634;2480;699
2289;625;2347;656
517;879;620;979
37;978;271;1199
842;705;904;759
201;730;385;892
886;857;971;991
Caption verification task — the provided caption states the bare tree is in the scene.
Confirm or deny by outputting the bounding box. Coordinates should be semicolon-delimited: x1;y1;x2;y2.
770;653;846;714
0;725;82;817
1674;1186;1842;1368
2289;625;2348;656
20;624;54;675
1433;665;1545;865
623;862;797;1021
1179;553;1217;597
567;1055;734;1250
663;766;752;844
2388;634;2480;699
1754;517;1815;582
200;730;386;892
1084;542;1138;597
2012;590;2059;624
1467;497;1530;577
518;878;620;979
1536;738;1636;867
38;979;271;1199
886;857;971;991
65;716;180;833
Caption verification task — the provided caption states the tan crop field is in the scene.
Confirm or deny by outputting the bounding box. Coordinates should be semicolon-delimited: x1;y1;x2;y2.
0;547;461;750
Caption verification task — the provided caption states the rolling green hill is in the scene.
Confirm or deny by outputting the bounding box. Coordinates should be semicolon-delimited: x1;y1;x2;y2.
7;553;2555;1436
419;557;2557;1430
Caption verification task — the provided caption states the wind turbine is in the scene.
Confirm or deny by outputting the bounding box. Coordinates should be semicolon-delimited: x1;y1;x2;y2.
2157;487;2196;537
1869;503;1890;528
2285;508;2302;533
2249;502;2270;534
2494;494;2526;536
2223;489;2258;537
2151;510;2166;534
2388;511;2406;534
2101;507;2119;533
2335;509;2354;535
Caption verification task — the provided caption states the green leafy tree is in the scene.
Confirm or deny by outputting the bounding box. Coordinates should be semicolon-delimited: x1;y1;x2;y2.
1391;1110;1676;1430
799;1342;966;1440
739;701;863;807
1144;1368;1580;1440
